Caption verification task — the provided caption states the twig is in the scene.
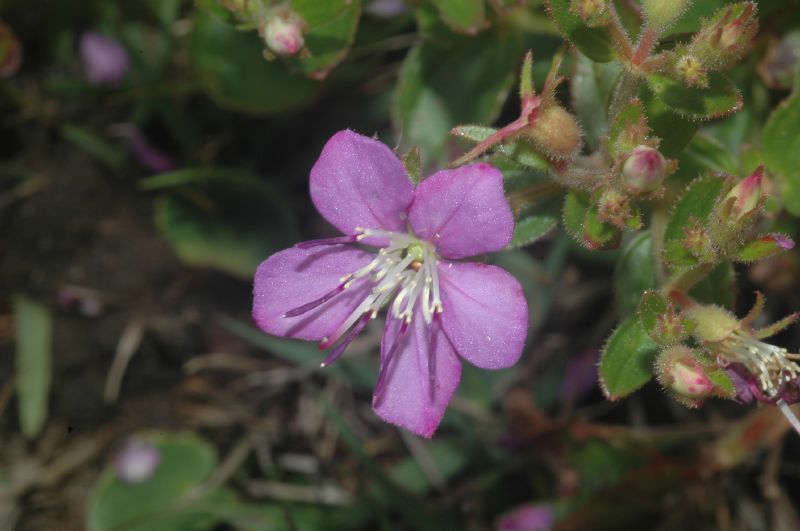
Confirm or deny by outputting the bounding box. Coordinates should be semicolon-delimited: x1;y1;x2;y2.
103;314;147;403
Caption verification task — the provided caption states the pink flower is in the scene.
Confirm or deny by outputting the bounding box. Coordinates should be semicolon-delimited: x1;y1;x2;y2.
496;503;553;531
253;130;528;437
80;32;129;86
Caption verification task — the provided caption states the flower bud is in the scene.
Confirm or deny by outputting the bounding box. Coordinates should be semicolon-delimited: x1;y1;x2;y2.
723;166;763;219
262;7;305;57
114;438;160;484
675;54;708;88
687;304;738;344
570;0;609;26
717;2;757;52
642;0;692;29
656;346;716;403
622;145;667;193
521;106;582;160
219;0;258;19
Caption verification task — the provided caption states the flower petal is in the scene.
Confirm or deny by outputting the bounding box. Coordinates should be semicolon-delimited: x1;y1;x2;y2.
253;245;373;341
310;130;414;236
409;163;513;259
438;262;528;369
373;312;461;437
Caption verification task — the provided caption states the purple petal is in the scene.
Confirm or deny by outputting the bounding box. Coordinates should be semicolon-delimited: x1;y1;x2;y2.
373;312;461;437
80;32;129;86
310;130;414;236
496;503;554;531
114;438;161;484
408;163;513;259
438;262;527;369
253;246;373;341
109;124;176;172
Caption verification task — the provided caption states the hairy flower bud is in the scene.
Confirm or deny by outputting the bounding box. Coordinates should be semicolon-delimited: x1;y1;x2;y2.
656;346;715;404
642;0;691;29
687;304;739;344
521;106;582;160
675;54;708;87
723;166;763;220
622;145;667;193
262;6;305;57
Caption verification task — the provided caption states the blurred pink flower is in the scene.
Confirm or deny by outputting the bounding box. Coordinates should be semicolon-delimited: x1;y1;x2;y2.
80;32;129;86
497;503;554;531
110;123;176;172
253;130;528;437
114;438;160;484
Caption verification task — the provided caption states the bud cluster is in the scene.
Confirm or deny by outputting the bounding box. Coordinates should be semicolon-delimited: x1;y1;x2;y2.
671;2;757;87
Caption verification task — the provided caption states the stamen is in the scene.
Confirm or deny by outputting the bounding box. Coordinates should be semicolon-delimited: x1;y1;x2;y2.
721;330;800;396
320;313;371;367
295;235;358;249
283;281;348;318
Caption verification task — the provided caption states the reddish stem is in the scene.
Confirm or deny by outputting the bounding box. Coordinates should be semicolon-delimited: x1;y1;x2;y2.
633;27;657;66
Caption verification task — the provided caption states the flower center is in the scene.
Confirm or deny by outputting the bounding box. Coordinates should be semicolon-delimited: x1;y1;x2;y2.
719;330;800;396
285;227;444;366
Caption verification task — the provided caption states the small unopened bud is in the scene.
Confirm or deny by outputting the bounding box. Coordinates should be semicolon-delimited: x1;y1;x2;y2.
717;3;757;51
521;106;582;160
570;0;609;26
724;166;764;219
114;438;161;484
657;346;716;403
622;145;667;193
675;54;708;88
642;0;692;29
596;189;631;228
262;7;305;57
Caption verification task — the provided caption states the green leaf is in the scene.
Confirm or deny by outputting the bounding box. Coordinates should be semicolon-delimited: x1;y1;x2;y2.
545;0;616;62
599;317;659;399
431;0;486;34
735;235;794;262
637;290;667;339
608;98;647;159
508;214;558;249
582;204;620;250
60;124;125;170
190;11;317;114
705;368;735;398
394;26;522;166
154;173;293;278
287;0;361;77
646;72;743;122
451;125;549;170
571;53;622;150
641;84;700;157
672;134;738;186
663;175;726;267
87;432;218;531
562;190;590;240
614;231;656;317
401;146;422;185
762;87;800;215
13;295;53;438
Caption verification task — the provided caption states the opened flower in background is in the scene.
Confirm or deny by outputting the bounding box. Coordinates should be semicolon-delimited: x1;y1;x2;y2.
80;31;129;86
253;130;528;437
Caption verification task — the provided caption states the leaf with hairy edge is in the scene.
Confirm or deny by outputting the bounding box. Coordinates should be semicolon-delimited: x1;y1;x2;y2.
705;368;735;398
646;72;742;122
762;87;800;215
563;190;590;240
638;290;667;338
641;84;699;157
608;99;647;159
735;234;795;262
288;0;362;78
614;232;656;317
599;317;659;399
545;0;616;62
431;0;486;34
508;215;558;249
663;175;726;268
